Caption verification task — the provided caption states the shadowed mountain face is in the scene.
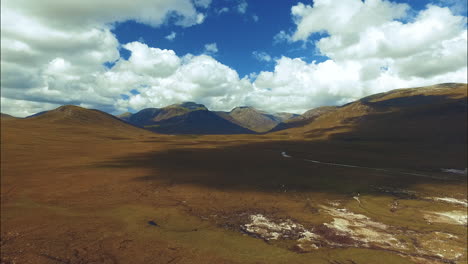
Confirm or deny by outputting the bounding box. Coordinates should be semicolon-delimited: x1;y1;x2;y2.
122;102;254;134
120;104;299;134
116;112;132;122
275;83;467;144
144;110;255;134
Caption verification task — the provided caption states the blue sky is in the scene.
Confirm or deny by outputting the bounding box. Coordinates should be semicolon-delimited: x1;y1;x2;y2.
111;0;466;77
1;0;467;116
112;0;314;76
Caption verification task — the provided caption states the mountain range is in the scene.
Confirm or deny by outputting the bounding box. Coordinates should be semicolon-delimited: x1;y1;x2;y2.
2;83;466;141
117;103;300;134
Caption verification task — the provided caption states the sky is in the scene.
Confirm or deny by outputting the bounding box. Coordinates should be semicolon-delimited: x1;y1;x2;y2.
1;0;467;117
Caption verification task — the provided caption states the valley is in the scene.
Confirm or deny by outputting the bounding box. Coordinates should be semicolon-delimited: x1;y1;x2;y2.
1;83;467;264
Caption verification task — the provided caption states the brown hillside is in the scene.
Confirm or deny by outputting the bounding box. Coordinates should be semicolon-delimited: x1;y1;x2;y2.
229;106;279;132
275;83;467;143
270;106;338;132
2;105;153;140
0;113;17;120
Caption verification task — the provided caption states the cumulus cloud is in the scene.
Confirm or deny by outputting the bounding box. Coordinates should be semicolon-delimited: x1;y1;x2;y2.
113;45;251;112
249;56;467;114
165;31;177;41
0;0;211;116
291;0;409;42
204;43;218;54
0;97;61;117
2;0;207;29
247;0;467;113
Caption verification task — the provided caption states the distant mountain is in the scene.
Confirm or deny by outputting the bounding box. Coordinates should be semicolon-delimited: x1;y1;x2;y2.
273;112;300;122
29;105;138;127
274;83;467;144
270;106;338;132
116;112;132;122
0;113;18;120
122;102;254;134
224;106;284;133
119;104;298;134
26;111;49;118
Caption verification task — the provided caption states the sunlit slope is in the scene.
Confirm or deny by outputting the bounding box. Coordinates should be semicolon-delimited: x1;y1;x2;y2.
1;105;153;140
274;83;467;143
270;106;338;132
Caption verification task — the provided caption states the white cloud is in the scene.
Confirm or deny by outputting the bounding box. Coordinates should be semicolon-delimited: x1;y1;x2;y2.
249;56;467;113
1;0;466;118
252;51;272;62
204;43;218;54
113;49;251;112
196;13;206;24
0;97;61;117
165;31;177;41
252;14;259;22
193;0;212;8
247;0;467;113
0;0;210;116
237;0;248;14
291;0;409;41
2;0;207;29
118;42;181;77
273;30;292;44
217;7;229;15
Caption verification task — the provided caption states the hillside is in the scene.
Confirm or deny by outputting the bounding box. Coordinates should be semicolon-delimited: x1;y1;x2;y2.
2;105;152;140
270;106;338;132
226;106;284;132
274;83;467;144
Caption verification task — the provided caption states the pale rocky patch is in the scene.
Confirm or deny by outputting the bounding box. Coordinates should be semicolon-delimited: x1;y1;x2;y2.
427;197;468;207
320;206;406;250
241;214;319;242
240;205;465;263
441;168;467;175
424;211;467;226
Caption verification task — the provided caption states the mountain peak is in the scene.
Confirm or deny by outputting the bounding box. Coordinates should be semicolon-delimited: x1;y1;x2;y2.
230;106;258;113
167;102;207;111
